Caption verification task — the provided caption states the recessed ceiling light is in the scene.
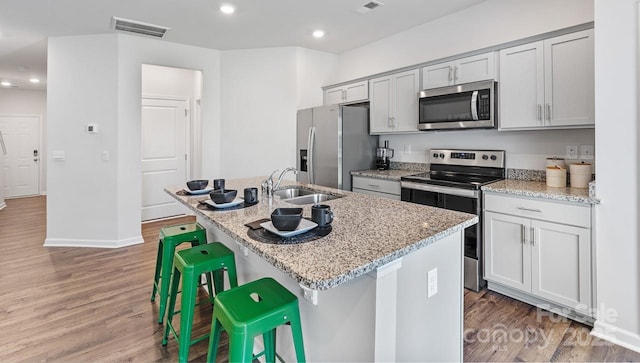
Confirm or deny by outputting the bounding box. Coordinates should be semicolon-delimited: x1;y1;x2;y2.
1;81;11;87
29;78;40;84
313;30;325;39
220;4;235;14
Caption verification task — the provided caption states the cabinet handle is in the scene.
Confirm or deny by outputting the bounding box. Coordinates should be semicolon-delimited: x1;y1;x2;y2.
537;104;542;121
448;67;453;82
530;228;535;246
517;207;542;213
546;104;551;121
342;90;346;100
521;225;526;244
453;66;459;81
391;117;396;127
367;184;380;189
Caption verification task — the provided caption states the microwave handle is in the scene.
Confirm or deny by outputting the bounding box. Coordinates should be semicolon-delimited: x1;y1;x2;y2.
470;90;479;121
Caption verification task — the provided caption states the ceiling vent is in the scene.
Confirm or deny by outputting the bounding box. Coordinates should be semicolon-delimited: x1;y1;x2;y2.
111;17;170;39
355;1;384;14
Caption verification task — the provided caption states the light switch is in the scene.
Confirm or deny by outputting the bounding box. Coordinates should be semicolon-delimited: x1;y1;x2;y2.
52;150;66;161
87;124;98;134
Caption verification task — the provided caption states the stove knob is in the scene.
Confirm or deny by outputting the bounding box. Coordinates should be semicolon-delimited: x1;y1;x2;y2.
433;153;439;159
482;155;489;160
439;153;445;159
490;155;497;161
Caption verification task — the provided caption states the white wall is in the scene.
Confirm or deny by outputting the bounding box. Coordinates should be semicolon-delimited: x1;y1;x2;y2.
0;89;47;193
45;34;221;247
333;0;595;170
219;47;337;179
335;0;594;83
592;0;640;352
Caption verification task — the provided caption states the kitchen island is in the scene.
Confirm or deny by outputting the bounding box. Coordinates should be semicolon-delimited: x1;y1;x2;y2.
166;177;477;362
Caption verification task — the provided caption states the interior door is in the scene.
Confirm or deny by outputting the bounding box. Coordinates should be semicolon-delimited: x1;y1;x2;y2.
0;116;40;197
141;98;189;221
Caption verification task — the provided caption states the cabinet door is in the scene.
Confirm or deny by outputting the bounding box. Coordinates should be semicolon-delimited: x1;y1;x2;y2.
422;63;453;89
344;81;369;104
369;76;393;133
324;87;344;105
484;212;531;292
393;69;420;133
456;52;496;84
544;29;594;127
499;42;545;129
530;220;591;314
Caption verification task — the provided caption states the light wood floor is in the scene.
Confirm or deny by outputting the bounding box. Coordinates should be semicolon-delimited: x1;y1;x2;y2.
2;196;640;362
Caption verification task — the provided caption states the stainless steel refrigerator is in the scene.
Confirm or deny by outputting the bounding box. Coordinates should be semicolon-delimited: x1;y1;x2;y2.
296;105;378;191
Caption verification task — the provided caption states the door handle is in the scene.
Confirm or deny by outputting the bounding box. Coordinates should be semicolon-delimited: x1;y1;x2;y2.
537;104;542;121
471;91;479;121
546;104;551;121
521;225;526;244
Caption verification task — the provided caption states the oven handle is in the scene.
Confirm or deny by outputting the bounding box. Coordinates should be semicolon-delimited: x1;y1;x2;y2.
401;181;480;199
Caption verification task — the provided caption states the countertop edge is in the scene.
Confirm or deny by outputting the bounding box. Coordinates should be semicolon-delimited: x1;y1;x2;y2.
482;182;600;205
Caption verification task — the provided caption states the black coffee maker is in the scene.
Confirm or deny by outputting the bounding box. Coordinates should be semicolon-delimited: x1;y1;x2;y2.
376;140;394;170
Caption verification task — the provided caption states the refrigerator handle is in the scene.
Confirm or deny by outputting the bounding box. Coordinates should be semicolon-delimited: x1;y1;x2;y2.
308;126;316;184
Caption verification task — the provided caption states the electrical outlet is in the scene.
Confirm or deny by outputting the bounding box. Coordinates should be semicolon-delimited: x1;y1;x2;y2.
580;145;594;160
566;145;578;160
427;268;438;298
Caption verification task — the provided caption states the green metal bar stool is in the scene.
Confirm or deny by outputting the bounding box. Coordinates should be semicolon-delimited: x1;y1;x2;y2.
151;222;212;324
163;242;238;363
207;277;306;363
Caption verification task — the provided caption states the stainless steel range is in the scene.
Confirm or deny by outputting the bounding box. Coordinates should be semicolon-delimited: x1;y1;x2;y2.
401;149;505;291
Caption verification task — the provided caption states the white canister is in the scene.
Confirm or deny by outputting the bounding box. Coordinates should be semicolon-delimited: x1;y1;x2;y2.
546;166;567;187
570;163;592;188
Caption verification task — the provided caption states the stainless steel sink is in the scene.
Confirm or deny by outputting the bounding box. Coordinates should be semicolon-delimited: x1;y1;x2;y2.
274;187;343;205
273;187;316;199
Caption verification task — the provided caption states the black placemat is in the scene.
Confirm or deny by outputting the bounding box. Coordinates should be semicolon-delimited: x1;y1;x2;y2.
247;224;332;245
197;200;258;211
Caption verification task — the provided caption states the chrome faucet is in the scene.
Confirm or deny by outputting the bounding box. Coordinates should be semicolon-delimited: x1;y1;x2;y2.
263;167;298;198
274;167;298;192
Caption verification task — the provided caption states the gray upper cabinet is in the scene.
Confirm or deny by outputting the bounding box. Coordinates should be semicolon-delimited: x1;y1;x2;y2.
369;69;420;134
323;80;369;105
499;29;594;130
421;52;497;89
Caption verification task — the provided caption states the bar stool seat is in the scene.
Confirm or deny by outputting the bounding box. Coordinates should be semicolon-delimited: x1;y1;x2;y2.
207;277;306;363
151;222;211;324
163;242;238;363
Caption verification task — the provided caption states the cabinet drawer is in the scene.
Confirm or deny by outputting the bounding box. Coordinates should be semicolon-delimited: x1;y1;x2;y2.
484;193;590;227
352;188;401;200
352;176;401;195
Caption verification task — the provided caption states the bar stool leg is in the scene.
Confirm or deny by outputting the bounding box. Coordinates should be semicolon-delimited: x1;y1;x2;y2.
177;270;198;363
151;239;164;302
162;267;181;346
289;311;306;363
263;329;276;363
206;319;223;363
158;241;177;323
229;331;253;363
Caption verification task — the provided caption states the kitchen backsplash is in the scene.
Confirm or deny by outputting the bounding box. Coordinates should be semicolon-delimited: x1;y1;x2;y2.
389;162;595;184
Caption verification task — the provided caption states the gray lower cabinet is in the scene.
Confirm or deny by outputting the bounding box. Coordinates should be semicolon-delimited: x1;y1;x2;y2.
483;193;592;316
352;176;401;200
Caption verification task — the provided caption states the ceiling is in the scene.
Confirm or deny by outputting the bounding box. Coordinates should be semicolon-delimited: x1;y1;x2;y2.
0;0;486;91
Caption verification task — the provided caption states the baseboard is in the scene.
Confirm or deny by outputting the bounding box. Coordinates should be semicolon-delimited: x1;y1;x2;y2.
43;235;144;248
0;201;6;211
592;320;640;354
40;191;47;196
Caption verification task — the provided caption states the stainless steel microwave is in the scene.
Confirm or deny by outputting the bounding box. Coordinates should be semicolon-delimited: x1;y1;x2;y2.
418;80;497;131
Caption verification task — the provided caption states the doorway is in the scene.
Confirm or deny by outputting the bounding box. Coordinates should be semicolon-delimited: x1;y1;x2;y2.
141;65;202;222
0;115;40;198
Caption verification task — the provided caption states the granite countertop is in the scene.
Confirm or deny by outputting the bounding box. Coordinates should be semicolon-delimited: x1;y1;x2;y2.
166;177;477;290
350;169;419;181
482;179;599;204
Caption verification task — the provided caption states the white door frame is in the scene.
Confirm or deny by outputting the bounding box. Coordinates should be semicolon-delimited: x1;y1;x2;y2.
0;114;43;198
